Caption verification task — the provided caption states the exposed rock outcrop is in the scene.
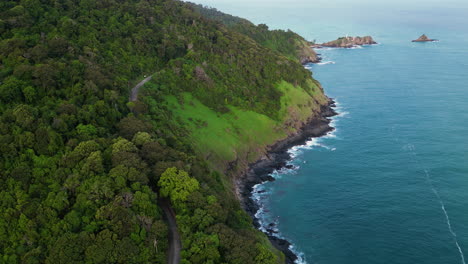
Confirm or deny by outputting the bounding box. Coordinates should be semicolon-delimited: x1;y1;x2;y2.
313;36;377;48
299;52;321;64
298;41;322;64
412;34;437;42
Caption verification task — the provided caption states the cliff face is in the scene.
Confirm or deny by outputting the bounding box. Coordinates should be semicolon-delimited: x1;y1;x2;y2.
317;36;377;48
296;38;321;64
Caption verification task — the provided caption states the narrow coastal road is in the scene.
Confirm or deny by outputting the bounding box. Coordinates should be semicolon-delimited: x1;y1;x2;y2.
128;75;181;264
129;75;152;102
159;199;182;264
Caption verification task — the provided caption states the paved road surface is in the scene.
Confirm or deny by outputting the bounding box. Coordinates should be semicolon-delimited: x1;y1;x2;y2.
129;75;152;102
129;75;181;264
159;199;181;264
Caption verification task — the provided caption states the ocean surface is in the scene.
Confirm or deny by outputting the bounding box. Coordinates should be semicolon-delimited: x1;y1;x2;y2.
191;1;468;263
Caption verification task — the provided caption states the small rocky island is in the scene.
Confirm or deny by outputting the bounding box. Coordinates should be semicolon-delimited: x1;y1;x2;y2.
313;36;377;48
412;34;437;42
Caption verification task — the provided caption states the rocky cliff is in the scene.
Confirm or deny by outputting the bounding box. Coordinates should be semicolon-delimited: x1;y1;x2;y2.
297;39;321;63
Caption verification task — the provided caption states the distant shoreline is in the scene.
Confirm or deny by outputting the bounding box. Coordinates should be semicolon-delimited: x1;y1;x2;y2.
238;99;337;263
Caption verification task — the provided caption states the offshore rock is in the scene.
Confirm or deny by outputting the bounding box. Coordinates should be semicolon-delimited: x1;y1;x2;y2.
412;34;437;42
313;36;377;48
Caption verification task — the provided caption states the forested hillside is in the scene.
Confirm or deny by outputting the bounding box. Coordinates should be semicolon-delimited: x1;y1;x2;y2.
189;3;320;64
0;0;327;263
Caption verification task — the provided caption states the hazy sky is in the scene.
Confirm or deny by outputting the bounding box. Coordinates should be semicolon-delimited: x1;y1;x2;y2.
187;0;468;19
186;0;468;42
189;0;467;8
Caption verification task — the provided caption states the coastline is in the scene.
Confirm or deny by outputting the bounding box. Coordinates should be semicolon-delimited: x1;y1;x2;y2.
238;99;338;263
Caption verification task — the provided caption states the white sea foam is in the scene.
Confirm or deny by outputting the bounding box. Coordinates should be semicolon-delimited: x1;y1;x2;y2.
250;101;348;264
333;102;348;117
288;137;333;158
323;130;337;139
401;143;466;264
318;47;338;51
289;244;307;264
317;61;336;65
423;169;466;264
323;122;338;139
338;111;350;117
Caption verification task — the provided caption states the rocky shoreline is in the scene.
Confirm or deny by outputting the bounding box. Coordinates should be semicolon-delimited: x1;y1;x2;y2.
300;55;322;64
238;99;338;263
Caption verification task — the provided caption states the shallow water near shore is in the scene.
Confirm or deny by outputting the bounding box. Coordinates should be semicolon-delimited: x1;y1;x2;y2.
192;1;468;263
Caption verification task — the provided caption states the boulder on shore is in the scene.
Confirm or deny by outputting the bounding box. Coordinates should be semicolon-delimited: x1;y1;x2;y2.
313;36;377;48
412;34;437;42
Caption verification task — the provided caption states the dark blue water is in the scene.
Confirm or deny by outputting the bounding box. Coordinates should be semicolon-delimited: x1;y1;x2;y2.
192;1;468;263
256;38;468;263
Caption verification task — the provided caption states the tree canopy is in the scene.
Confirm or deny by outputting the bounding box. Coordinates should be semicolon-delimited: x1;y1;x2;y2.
159;167;200;206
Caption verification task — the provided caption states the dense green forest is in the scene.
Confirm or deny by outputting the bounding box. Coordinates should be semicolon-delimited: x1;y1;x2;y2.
189;3;320;64
0;0;326;263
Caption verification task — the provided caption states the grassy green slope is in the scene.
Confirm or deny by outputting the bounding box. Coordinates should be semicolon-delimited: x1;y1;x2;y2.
163;80;327;172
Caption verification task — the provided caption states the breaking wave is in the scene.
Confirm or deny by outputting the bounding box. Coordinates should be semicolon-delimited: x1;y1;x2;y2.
317;61;336;65
251;101;348;263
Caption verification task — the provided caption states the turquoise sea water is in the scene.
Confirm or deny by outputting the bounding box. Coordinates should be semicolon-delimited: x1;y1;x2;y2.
191;1;468;263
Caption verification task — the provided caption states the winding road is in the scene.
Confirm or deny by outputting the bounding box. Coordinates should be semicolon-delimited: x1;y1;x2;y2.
129;75;181;264
159;199;182;264
129;75;153;102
